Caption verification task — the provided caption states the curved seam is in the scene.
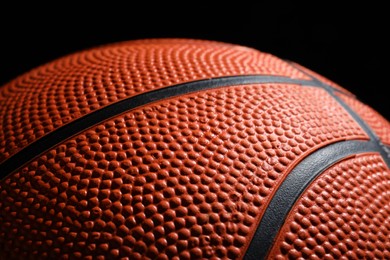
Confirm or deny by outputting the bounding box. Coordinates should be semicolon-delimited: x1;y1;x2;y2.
0;75;324;180
244;140;380;259
284;61;354;97
288;62;390;167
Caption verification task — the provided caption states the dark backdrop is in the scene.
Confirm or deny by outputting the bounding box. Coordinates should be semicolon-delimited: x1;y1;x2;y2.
1;4;388;119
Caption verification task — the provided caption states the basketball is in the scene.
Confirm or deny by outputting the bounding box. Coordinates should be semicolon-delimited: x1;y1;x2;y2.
0;39;389;259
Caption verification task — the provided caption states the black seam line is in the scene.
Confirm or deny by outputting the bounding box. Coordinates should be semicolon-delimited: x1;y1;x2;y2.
284;61;354;97
244;140;379;260
333;95;390;166
0;75;324;180
288;62;390;167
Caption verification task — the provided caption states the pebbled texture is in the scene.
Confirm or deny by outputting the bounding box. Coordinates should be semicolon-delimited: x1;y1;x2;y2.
337;92;390;145
269;153;390;259
289;62;353;95
244;140;378;260
0;39;310;163
0;84;367;259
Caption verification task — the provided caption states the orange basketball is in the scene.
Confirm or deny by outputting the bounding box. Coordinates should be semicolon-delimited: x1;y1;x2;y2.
0;39;389;259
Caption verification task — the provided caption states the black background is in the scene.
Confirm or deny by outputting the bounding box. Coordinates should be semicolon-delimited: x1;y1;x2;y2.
1;4;388;119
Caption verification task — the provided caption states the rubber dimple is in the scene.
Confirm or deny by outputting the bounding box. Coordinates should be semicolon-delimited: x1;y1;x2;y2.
289;62;353;95
269;153;390;259
0;75;327;180
337;92;390;145
0;39;310;163
0;84;367;259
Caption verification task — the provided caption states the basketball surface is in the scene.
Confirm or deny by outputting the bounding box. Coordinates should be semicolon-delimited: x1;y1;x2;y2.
0;39;389;259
